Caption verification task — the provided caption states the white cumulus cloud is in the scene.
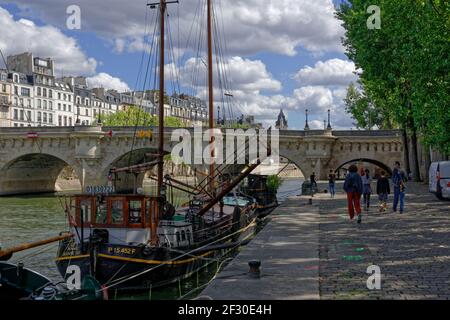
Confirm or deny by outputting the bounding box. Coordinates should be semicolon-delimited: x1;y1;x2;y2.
1;0;345;56
86;73;130;92
0;6;97;75
294;59;358;86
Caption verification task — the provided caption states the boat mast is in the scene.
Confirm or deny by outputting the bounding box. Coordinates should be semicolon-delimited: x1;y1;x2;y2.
207;0;215;194
157;0;166;201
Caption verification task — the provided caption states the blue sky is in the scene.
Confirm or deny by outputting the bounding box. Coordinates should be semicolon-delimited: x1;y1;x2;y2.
0;0;359;129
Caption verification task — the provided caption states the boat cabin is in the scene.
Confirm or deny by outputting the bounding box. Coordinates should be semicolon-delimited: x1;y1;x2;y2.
68;194;193;248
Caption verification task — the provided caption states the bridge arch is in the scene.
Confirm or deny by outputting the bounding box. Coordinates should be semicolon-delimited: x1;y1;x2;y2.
0;153;82;195
335;158;392;178
276;155;307;179
100;147;197;193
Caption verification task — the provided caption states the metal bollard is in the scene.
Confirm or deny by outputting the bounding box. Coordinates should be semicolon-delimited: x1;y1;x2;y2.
248;260;261;279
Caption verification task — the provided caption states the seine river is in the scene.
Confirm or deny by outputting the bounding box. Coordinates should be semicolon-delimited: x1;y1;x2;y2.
0;177;303;300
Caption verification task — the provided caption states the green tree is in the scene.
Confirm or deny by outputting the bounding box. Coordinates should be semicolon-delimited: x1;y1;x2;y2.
344;82;392;129
100;106;185;128
337;0;450;180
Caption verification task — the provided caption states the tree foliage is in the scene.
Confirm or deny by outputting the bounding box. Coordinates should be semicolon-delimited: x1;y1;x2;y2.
100;106;185;128
267;175;282;193
344;82;393;129
337;0;449;154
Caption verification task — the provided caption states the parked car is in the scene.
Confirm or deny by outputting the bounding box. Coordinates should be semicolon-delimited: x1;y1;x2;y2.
429;161;450;200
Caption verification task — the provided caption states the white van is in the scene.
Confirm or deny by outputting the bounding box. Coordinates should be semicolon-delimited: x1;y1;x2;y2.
429;161;450;200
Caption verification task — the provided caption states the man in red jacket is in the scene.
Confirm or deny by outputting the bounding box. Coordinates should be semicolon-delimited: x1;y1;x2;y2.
343;164;363;224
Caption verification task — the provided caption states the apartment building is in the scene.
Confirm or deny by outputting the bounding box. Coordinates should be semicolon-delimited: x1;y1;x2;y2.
0;69;11;127
1;52;211;128
92;88;119;120
10;71;34;127
54;80;74;127
62;76;93;126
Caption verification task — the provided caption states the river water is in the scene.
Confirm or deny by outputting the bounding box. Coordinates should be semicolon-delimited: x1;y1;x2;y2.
0;177;303;299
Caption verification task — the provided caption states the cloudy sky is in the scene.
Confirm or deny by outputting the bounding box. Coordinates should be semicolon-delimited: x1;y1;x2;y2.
0;0;359;129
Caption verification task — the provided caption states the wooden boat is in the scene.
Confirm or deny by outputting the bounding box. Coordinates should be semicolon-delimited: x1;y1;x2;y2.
55;192;256;291
0;239;103;300
241;174;279;217
55;0;267;293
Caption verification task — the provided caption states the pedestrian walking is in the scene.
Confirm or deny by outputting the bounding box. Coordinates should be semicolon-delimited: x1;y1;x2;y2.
361;168;372;211
392;161;407;214
310;172;317;196
343;164;363;223
328;170;336;198
376;170;390;213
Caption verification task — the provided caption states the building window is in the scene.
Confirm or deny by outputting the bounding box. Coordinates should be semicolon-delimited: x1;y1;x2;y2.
19;98;23;106
43;100;47;110
68;105;71;112
13;109;18;120
69;117;72;126
27;111;31;121
63;94;67;101
27;99;31;107
20;87;30;97
49;113;53;124
37;99;41;108
43;112;47;123
49;90;53;98
14;86;18;95
49;101;53;110
20;110;24;121
37;112;41;122
58;103;61;110
58;115;62;126
85;109;88;116
63;104;66;111
58;93;61;100
14;75;18;83
64;116;67;126
43;88;47;97
1;84;5;92
37;87;41;96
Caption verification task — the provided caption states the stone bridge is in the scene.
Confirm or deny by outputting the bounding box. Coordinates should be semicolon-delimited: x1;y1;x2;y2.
0;126;404;195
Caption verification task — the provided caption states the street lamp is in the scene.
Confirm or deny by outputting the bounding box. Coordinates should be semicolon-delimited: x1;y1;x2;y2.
304;109;310;130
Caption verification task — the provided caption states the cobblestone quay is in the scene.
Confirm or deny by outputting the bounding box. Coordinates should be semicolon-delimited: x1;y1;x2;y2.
201;182;449;300
318;181;450;300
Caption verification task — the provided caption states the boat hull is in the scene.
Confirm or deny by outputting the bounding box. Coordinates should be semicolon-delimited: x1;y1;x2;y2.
56;218;257;291
0;262;52;300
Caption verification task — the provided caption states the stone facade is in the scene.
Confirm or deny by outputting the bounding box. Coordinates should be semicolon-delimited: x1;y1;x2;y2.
0;52;210;128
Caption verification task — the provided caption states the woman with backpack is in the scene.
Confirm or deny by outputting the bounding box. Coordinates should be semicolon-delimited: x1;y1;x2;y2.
343;164;363;224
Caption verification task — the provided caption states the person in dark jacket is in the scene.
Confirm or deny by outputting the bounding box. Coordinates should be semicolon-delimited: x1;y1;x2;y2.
328;169;336;198
391;161;407;213
343;164;363;223
376;170;390;213
310;172;317;196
